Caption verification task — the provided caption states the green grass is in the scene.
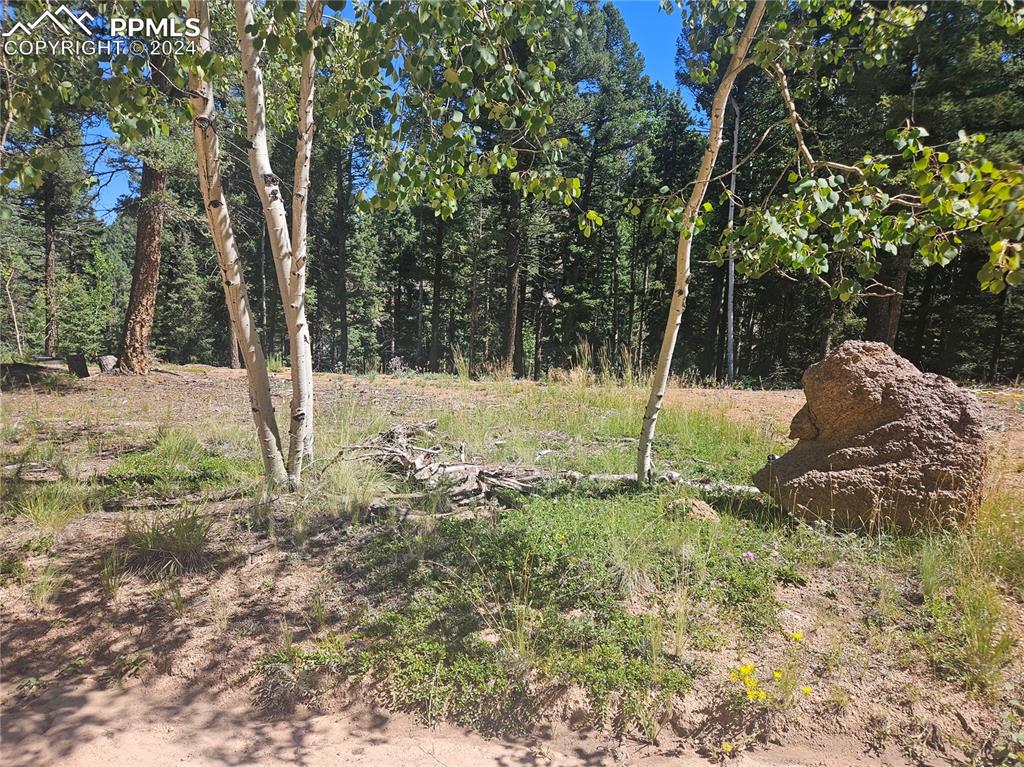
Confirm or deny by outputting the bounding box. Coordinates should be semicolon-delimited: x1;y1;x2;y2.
908;486;1023;694
18;481;98;534
123;506;213;576
0;555;28;585
254;486;813;734
31;562;64;608
419;385;783;483
106;428;256;497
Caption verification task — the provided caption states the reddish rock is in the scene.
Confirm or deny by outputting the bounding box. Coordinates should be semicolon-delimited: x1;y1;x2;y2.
754;341;987;531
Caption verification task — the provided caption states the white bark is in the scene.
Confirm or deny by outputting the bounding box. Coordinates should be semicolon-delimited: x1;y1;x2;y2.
234;0;320;487
189;0;288;487
4;259;23;356
726;97;740;383
637;0;766;481
291;1;323;466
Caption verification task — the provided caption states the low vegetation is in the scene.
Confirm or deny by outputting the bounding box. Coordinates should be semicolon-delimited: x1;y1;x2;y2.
1;371;1021;763
122;507;213;577
105;428;256;497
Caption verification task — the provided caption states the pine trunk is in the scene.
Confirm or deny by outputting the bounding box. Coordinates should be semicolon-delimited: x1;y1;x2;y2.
337;147;351;372
987;288;1008;382
117;163;167;374
866;249;911;347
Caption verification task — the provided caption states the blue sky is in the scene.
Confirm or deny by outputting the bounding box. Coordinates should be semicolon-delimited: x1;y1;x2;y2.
614;0;683;92
90;1;684;220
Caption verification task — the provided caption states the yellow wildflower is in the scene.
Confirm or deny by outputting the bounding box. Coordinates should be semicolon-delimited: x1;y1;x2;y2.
721;742;734;754
739;663;755;675
801;686;812;696
772;670;782;680
790;631;804;641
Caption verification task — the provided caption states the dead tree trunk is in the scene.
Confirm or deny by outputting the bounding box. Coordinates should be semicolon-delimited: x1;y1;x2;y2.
117;163;167;373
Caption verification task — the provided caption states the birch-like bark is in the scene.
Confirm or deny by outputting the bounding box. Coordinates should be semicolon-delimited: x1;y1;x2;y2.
726;97;740;383
189;0;288;487
235;0;320;486
637;0;765;481
290;1;322;467
4;262;23;356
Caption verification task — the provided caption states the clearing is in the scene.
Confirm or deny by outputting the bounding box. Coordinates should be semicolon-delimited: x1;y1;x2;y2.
2;368;1022;766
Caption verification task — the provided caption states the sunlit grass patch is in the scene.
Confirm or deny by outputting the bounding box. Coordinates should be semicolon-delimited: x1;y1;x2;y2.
18;481;99;534
106;427;257;496
262;486;816;733
419;382;783;484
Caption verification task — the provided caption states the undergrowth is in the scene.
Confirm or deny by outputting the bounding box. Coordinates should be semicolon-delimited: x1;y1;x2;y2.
123;506;213;576
254;487;810;735
105;428;255;497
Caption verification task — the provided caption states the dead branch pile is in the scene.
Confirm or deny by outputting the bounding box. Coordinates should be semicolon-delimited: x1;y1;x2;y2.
329;420;759;511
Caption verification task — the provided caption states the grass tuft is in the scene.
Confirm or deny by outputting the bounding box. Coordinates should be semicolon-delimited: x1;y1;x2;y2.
106;428;256;497
18;481;97;534
123;506;213;576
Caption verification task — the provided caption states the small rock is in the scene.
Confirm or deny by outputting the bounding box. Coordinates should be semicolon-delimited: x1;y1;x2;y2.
667;497;719;523
97;355;117;373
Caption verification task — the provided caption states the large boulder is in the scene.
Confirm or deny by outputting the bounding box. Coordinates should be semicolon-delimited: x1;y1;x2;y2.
753;341;986;531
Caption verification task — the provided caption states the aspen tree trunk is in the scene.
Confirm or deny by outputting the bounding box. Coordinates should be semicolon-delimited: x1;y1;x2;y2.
637;1;765;481
235;0;322;486
428;219;444;372
189;0;288;487
502;188;523;374
43;186;58;356
4;263;23;356
291;0;322;465
229;321;241;369
117;162;166;374
725;97;740;383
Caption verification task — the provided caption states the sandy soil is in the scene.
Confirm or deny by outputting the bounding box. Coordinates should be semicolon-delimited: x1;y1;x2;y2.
3;677;913;767
2;368;1022;767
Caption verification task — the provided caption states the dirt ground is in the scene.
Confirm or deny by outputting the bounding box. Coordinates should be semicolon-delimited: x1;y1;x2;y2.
2;368;1022;767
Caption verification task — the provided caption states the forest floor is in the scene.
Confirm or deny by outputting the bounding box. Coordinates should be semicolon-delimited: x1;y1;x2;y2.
1;366;1023;767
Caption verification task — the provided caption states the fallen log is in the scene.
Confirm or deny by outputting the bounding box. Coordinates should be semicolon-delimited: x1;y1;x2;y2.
329;419;760;509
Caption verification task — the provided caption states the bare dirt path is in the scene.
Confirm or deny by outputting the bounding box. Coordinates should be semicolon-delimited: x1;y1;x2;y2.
2;677;903;767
